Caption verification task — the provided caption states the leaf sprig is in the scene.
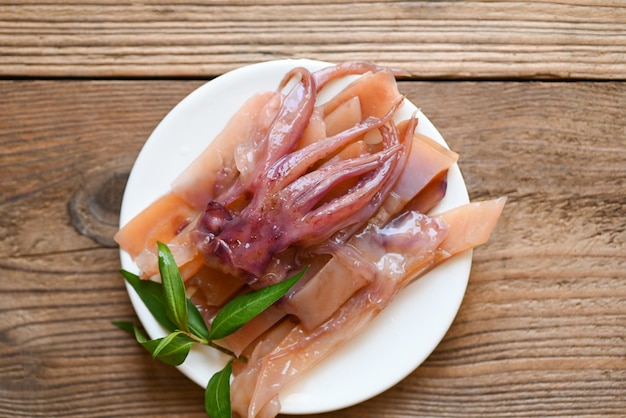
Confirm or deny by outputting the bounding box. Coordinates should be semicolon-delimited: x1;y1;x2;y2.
114;242;306;418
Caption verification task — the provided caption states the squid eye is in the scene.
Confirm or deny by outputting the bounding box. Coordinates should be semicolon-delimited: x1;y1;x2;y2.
202;201;232;234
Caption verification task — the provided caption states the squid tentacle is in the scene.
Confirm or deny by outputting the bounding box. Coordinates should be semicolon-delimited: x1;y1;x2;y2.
283;143;402;216
329;116;416;243
313;60;410;92
193;65;413;282
298;148;401;244
220;67;316;206
265;95;404;188
197;142;404;279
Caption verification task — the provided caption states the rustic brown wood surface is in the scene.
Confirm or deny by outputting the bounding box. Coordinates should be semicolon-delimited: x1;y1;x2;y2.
1;0;625;79
1;79;624;417
1;0;625;417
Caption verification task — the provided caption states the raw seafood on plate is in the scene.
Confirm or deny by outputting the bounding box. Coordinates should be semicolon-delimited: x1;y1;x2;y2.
115;60;505;418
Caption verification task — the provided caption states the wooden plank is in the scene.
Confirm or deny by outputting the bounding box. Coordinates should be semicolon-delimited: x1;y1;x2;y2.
1;0;625;79
0;79;624;417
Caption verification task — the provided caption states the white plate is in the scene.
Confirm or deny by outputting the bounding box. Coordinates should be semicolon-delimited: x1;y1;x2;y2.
119;59;471;415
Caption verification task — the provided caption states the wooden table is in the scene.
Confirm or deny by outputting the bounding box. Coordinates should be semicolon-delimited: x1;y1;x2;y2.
1;1;624;417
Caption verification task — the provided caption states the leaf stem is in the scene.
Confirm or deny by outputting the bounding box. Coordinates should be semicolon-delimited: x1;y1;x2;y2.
207;340;245;360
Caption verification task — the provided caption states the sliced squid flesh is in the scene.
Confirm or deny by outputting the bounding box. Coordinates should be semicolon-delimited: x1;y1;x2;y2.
232;198;506;417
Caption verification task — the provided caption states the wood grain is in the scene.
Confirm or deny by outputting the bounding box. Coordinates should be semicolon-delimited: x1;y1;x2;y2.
0;79;624;417
1;0;625;79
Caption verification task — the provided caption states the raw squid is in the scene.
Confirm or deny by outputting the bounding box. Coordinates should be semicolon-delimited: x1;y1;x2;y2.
284;130;459;331
114;61;505;418
231;198;506;418
191;68;410;283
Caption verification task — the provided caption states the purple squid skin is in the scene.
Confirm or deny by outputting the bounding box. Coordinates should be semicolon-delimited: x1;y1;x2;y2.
193;66;412;284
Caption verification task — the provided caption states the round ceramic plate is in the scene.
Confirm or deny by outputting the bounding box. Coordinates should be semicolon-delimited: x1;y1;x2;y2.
118;59;471;415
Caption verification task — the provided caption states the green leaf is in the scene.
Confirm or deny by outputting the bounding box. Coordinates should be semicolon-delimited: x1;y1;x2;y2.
150;330;185;359
209;267;308;340
121;268;209;342
187;299;210;342
112;320;136;334
157;242;189;332
120;269;177;333
205;361;232;418
141;333;195;366
116;321;193;366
